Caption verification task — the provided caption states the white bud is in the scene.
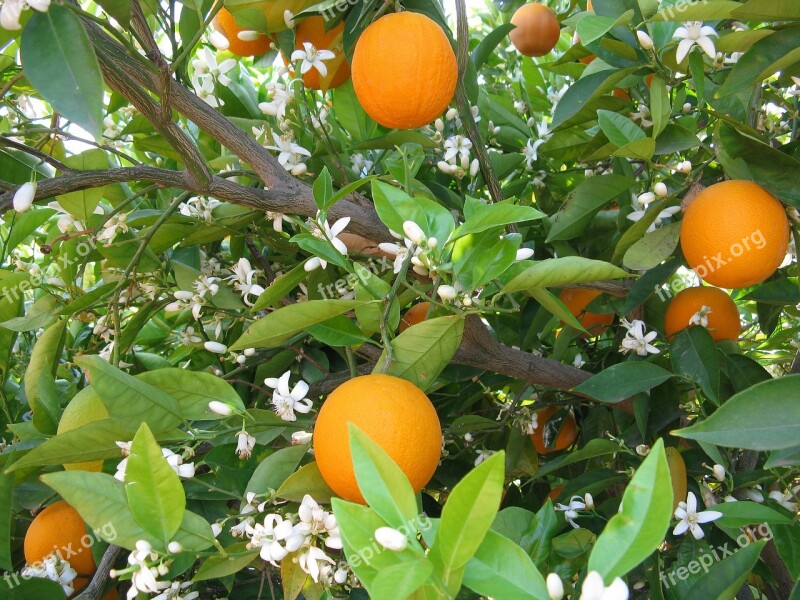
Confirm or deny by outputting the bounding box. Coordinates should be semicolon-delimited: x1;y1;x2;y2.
174;290;194;301
445;107;458;121
291;430;313;445
469;158;480;178
334;568;348;584
464;432;474;443
204;341;228;354
636;30;654;50
427;237;438;249
290;163;307;177
402;221;426;245
208;30;230;51
374;527;407;552
712;464;726;482
236;355;247;365
237;30;261;42
210;523;223;537
437;285;458;301
434;118;444;132
636;444;650;456
13;181;36;213
208;401;233;416
516;248;535;261
677;160;692;174
584;169;595;178
683;103;693;113
584;493;595;510
654;182;668;197
283;9;295;29
244;348;256;357
167;541;183;554
546;573;564;600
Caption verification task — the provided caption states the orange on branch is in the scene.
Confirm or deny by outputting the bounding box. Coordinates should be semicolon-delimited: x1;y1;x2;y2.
531;406;578;454
560;288;614;337
351;11;458;130
399;301;432;333
509;3;561;57
213;8;274;56
680;180;790;288
664;286;741;342
24;501;97;577
287;17;350;91
313;374;442;503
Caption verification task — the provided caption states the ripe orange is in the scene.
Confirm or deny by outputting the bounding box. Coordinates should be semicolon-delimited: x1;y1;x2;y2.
314;374;442;503
57;388;108;472
288;17;350;90
665;447;687;512
559;288;614;337
351;12;458;130
24;501;96;576
399;301;432;333
509;3;561;58
213;8;274;56
531;406;577;454
680;180;790;289
664;286;741;342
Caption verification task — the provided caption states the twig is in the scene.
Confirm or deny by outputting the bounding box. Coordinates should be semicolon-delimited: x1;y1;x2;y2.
73;544;124;599
0;136;72;172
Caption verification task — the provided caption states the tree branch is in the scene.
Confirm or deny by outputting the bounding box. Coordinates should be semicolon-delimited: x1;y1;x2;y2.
73;544;123;600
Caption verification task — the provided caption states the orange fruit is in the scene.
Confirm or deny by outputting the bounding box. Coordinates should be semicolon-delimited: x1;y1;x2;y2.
509;3;561;57
531;406;578;454
680;180;790;289
24;500;96;576
286;17;350;90
665;447;688;512
351;12;458;130
664;286;741;342
559;288;614;337
314;374;442;503
399;302;432;333
213;8;274;56
57;388;108;472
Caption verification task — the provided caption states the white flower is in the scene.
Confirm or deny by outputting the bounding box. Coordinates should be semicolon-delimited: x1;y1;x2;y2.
627;205;681;233
204;341;228;354
689;305;712;328
711;464;726;482
236;431;256;459
305;215;350;271
556;495;590;529
378;237;425;275
226;257;265;306
193;275;220;298
193;75;221;108
295;495;342;549
21;554;77;596
115;448;195;482
266;132;311;171
208;401;234;416
637;30;654;50
248;514;304;565
1;0;49;30
153;581;199;600
165;291;205;320
192;48;236;86
636;444;650;456
573;353;586;368
124;541;169;598
768;485;800;512
374;527;408;552
97;213;129;244
580;571;629;600
116;440;132;455
673;491;723;539
474;449;496;466
290;41;336;77
402;221;426;245
297;544;335;582
619;319;660;356
522;138;546;169
351;153;374;176
259;82;294;118
674;21;718;64
12;181;36;212
180;196;221;222
443;135;473;169
547;573;565;600
264;371;312;421
744;486;765;503
438;285;458;301
180;326;202;346
654;182;668;197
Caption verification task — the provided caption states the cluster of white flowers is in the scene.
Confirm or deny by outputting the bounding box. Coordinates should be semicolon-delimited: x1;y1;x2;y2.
619;319;660;356
555;493;595;529
522;120;551;171
305;213;350;271
191;48;235;108
434;107;481;179
21;553;78;596
226;257;265;306
627;191;681;233
266;131;312;176
264;370;313;421
180;196;221;223
166;289;205;320
112;540;198;600
97;213;130;245
114;443;196;482
379;221;438;277
546;570;629;600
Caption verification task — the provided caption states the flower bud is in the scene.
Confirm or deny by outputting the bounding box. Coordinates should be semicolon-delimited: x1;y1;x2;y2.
208;401;234;416
516;248;535;261
174;290;194;301
654;182;668;197
374;527;407;552
208;30;230;51
546;573;564;600
445;107;458;121
204;341;228;354
712;464;726;482
292;430;313;445
637;30;654;50
677;160;692;174
167;541;183;554
437;285;457;301
402;221;426;245
13;181;36;213
434;118;444;132
469;158;480;178
637;192;656;206
237;30;261;42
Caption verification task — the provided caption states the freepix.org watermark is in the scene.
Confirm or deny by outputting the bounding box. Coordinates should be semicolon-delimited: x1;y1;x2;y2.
655;229;767;301
661;522;773;589
2;521;117;589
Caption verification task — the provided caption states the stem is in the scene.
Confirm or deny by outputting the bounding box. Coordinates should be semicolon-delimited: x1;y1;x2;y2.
379;248;414;372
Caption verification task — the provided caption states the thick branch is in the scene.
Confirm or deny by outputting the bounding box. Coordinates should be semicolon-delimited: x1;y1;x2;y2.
73;544;123;600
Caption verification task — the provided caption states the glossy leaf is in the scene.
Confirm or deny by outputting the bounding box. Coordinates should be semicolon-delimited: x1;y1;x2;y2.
670;327;720;403
276;462;335;503
546;175;633;242
371;558;433;599
245;444;308;497
573;362;673;403
501;257;630;293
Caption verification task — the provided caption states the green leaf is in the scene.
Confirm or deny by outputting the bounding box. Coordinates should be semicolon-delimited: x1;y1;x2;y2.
546;174;633;242
472;24;515;69
291;233;349;270
613;137;656;161
654;124;703;155
250;262;308;311
0;473;12;571
452;230;521;290
96;0;131;22
450;201;545;242
588;439;673;580
651;0;740;21
520;501;558;569
674;375;800;450
732;0;800;19
58;282;117;316
276;462;335;503
20;5;104;138
307;315;368;347
57;150;109;220
333;81;378;142
552;67;639;128
670;327;720;403
650;76;670;138
611;197;674;263
23;320;66;412
193;543;259;581
528;287;586;333
430;452;505;593
623;222;681;271
577;14;621;45
573;362;673;403
349;424;418;530
667;539;766;600
4;208;55;253
374;316;464;390
1;294;58;332
125;423;186;545
136;369;246;420
245;444;308;497
371;558;433;599
0;578;66;600
501;258;630;293
717;29;800;98
371;180;455;244
742;278;800;306
463;529;549;600
597;110;646;147
312;167;334;211
714;502;793;528
74;355;184;432
533;438;621;480
231;300;368;350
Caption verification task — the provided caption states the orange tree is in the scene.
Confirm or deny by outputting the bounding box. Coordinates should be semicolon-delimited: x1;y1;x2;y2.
0;0;799;599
